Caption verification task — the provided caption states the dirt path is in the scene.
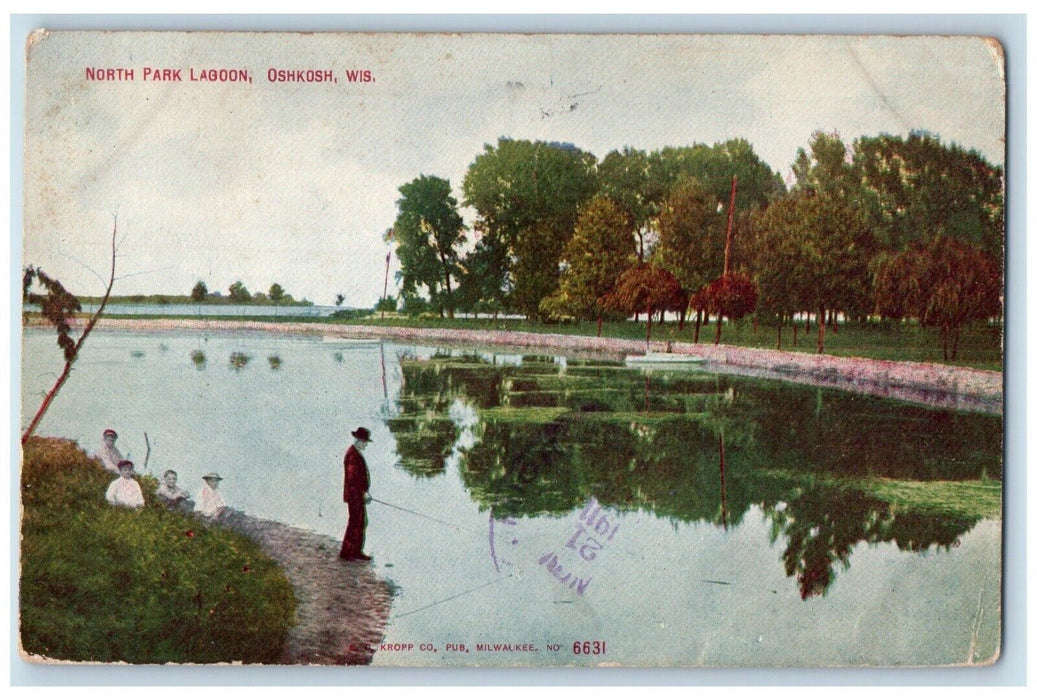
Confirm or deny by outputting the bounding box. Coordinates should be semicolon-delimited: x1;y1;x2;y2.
77;317;1003;413
215;509;394;665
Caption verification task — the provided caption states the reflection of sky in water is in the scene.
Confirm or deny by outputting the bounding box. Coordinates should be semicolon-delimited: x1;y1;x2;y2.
449;398;480;454
19;329;1001;666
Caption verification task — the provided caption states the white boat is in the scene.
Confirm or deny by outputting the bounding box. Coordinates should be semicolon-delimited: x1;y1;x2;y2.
321;335;382;345
624;352;706;366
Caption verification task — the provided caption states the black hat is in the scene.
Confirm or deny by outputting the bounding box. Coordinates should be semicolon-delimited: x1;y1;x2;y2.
351;427;372;442
117;460;134;471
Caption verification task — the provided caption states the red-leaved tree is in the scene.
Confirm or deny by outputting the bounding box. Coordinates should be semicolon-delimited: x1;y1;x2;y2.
873;236;1001;360
603;263;684;350
700;273;758;345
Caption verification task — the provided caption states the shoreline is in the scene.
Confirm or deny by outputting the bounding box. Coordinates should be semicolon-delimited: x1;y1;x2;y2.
31;317;1003;414
210;509;394;665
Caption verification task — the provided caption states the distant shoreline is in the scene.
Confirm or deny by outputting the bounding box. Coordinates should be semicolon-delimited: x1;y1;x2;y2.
71;297;317;307
27;316;1003;414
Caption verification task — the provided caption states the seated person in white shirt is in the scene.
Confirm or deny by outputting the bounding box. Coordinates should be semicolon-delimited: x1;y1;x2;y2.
195;472;227;518
156;469;194;511
95;428;124;475
105;460;145;509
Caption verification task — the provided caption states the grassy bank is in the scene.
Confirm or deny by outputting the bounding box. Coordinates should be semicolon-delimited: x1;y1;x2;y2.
20;437;296;663
345;315;1003;371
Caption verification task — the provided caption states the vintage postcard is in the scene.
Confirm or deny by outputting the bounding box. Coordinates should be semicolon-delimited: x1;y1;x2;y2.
18;30;1004;668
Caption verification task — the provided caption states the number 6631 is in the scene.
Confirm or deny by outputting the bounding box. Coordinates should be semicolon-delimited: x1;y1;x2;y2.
573;641;605;655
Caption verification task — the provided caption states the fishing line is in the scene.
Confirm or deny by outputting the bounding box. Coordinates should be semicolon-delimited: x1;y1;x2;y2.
370;497;482;535
393;574;513;619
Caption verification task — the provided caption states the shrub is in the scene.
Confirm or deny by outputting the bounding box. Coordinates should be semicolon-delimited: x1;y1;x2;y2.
329;308;370;321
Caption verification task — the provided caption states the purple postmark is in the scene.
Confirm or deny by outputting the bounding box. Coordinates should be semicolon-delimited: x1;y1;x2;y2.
490;498;621;596
539;498;619;596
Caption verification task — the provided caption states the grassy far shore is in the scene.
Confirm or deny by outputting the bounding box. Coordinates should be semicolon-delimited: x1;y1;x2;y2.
83;311;1004;372
20;437;296;664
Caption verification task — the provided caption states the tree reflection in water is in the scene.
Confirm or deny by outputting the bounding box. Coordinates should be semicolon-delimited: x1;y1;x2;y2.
387;353;1001;597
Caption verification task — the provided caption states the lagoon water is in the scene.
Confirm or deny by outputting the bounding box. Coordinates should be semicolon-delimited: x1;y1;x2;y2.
25;302;341;318
19;328;1002;667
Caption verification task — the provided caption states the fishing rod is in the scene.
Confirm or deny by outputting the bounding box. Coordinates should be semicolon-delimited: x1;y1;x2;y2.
369;497;482;535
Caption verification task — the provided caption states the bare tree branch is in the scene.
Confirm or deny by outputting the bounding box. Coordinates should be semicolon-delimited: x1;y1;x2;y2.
22;217;118;445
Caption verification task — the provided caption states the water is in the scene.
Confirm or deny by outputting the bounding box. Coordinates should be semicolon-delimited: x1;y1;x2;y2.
19;329;1002;667
25;303;341;318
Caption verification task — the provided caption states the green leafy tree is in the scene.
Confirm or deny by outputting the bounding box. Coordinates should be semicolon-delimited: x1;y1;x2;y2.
190;280;208;302
462;138;598;317
854;132;1004;262
268;283;285;303
754;191;873;354
393;175;466;318
228;281;251;303
655;139;785;214
753;232;805;350
653;177;726;331
374;296;397;313
597;147;668;262
854;133;999;280
541;196;637;334
653;140;785;306
791;130;858;199
874;237;1001;360
511;221;567;321
788;131;877;328
455;236;509;318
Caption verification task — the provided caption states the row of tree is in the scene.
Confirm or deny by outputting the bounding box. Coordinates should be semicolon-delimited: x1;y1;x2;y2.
190;280;306;305
390;131;1003;358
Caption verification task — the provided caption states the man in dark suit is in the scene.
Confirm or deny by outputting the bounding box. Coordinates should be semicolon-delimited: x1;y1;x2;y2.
340;426;373;561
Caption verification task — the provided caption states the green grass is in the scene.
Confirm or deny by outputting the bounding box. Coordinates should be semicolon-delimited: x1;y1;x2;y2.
20;437;296;663
345;315;1003;371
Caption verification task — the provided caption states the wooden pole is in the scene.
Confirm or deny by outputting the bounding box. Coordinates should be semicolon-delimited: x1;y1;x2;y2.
714;176;738;346
719;429;728;531
723;175;738;277
381;250;390;320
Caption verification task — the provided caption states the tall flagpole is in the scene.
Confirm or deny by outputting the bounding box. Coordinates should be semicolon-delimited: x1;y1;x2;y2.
382;250;390;320
723;175;737;276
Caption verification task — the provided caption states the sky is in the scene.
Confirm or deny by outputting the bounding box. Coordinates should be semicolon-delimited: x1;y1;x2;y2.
21;31;1006;307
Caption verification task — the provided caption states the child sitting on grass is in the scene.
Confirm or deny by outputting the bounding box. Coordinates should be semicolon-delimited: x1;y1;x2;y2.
196;472;227;518
156;469;194;511
105;460;145;509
